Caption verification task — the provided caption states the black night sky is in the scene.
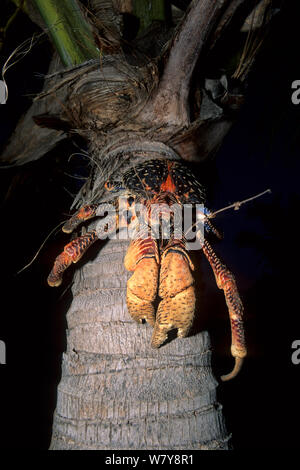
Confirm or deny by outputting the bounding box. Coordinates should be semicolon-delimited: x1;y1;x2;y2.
0;0;300;451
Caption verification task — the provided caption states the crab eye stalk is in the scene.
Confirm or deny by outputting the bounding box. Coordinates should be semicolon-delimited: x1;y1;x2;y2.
104;180;124;192
104;181;114;191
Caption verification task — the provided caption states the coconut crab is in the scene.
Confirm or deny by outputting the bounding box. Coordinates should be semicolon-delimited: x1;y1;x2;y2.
47;157;246;381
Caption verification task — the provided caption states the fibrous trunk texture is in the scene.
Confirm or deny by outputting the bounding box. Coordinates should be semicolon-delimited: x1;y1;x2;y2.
50;238;229;450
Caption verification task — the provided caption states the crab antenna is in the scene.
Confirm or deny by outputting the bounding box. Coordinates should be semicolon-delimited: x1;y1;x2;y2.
209;188;271;219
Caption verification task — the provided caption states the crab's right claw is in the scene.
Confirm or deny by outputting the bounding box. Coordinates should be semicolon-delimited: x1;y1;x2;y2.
124;236;159;327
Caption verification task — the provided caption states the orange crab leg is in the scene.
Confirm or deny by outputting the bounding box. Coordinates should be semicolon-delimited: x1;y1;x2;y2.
151;239;196;348
47;230;99;287
202;239;246;381
48;212;119;287
204;217;223;240
124;235;159;327
62;204;99;233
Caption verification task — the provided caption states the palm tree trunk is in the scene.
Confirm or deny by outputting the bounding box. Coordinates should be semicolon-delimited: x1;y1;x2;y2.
50;237;229;450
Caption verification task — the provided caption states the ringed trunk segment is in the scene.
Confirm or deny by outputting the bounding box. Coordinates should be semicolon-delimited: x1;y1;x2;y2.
50;238;230;450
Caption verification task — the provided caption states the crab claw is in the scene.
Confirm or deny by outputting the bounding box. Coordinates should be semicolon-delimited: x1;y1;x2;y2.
151;242;195;349
125;236;159;327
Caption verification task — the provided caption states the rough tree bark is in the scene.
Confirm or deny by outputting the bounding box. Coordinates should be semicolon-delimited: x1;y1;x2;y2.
1;0;276;450
50;237;228;449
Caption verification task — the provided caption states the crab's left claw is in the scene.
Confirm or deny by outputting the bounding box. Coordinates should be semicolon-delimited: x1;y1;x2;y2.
151;240;196;348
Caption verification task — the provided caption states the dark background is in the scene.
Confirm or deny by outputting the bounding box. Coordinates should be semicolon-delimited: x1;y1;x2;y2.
0;0;300;450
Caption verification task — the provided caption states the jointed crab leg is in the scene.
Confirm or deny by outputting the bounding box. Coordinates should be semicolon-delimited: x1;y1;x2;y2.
202;239;246;381
48;212;119;287
47;230;99;287
62;203;109;234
